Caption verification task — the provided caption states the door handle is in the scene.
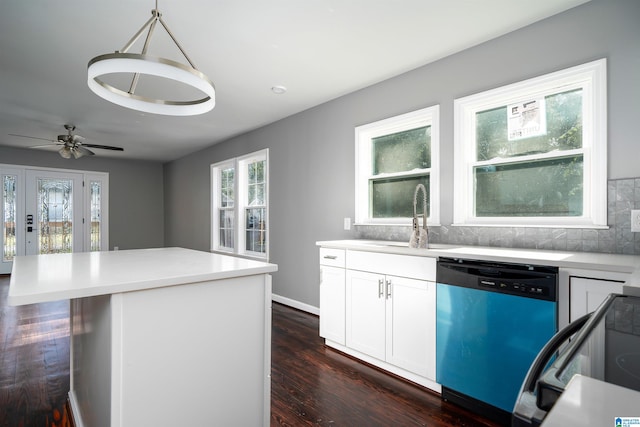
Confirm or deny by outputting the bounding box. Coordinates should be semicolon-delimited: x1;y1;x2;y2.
386;280;391;299
378;279;384;298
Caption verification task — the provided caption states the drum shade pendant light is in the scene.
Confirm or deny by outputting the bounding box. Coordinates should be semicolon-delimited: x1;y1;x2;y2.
87;1;215;116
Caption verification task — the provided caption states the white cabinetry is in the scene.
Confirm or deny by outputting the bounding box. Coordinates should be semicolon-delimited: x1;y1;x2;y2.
319;248;346;345
345;270;386;360
386;274;436;378
346;269;435;379
319;248;439;391
570;276;624;321
559;268;630;326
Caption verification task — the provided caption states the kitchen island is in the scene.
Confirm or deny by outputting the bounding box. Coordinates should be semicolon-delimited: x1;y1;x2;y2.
9;247;278;427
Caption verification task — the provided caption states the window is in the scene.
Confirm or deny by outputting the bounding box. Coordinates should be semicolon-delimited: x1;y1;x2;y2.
2;174;17;262
355;106;440;225
211;149;269;259
454;59;607;227
217;161;235;251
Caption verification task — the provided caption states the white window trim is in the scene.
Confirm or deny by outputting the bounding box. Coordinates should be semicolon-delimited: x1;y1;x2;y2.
453;58;607;228
211;159;235;255
237;150;269;259
210;149;269;260
355;105;440;226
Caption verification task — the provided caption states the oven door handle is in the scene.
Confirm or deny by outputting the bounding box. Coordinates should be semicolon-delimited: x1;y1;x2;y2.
521;312;592;393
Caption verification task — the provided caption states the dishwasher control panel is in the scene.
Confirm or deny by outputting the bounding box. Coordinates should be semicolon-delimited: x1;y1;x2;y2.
478;278;549;297
437;257;558;302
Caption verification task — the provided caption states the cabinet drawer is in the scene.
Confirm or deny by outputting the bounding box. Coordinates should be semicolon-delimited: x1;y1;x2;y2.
346;250;436;281
320;248;346;267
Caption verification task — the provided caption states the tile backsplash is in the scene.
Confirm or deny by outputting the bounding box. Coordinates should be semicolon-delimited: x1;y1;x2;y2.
355;177;640;255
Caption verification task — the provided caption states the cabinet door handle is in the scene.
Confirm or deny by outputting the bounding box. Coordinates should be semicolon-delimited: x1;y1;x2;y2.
378;279;384;298
323;255;338;260
386;280;392;299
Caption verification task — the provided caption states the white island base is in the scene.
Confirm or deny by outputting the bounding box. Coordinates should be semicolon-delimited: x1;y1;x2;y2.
9;248;277;427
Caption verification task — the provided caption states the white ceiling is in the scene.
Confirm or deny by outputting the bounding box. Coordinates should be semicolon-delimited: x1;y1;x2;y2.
0;0;590;162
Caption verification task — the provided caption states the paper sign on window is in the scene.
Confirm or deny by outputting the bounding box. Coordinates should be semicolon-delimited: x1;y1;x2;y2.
507;99;546;141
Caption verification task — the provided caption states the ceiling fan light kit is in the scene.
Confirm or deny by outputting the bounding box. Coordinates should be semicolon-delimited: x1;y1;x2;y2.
87;2;215;116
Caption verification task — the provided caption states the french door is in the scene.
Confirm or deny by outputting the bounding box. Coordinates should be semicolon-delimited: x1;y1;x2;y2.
0;165;109;274
25;170;84;256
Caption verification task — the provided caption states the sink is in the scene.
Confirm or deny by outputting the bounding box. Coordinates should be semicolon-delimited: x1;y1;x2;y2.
351;240;449;250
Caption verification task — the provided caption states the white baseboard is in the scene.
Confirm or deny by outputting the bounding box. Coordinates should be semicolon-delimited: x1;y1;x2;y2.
68;390;85;427
271;293;319;315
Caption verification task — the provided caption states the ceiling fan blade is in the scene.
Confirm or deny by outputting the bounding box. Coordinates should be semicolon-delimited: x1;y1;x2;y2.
13;126;118;158
82;143;124;151
29;143;64;149
9;133;57;143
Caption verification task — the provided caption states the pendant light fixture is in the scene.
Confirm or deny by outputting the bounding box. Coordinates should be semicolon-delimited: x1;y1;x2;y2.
87;1;215;116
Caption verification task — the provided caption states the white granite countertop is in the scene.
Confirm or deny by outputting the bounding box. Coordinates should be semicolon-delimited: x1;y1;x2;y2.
540;375;640;427
9;247;278;306
317;240;640;285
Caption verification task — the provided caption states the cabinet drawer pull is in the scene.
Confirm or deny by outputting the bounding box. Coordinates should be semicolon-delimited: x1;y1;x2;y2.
378;279;384;298
323;255;338;260
386;280;392;299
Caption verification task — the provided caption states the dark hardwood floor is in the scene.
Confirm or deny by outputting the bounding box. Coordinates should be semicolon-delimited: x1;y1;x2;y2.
0;275;70;427
1;274;501;426
271;302;501;427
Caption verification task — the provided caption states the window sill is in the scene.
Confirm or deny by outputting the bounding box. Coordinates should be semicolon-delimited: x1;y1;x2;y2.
354;222;441;227
210;249;269;262
450;223;610;229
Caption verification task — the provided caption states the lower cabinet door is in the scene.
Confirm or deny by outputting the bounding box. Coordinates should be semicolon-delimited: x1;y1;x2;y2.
569;276;624;321
319;265;346;344
346;270;386;361
385;276;436;379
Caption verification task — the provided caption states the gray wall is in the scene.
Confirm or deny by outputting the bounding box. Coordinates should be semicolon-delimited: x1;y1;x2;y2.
164;0;640;308
0;145;165;250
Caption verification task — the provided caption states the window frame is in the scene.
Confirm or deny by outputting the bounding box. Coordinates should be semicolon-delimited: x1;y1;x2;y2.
211;159;236;254
210;149;269;260
453;58;607;228
355;106;440;226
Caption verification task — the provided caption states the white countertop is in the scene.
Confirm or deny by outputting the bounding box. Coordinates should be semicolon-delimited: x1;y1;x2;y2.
541;375;640;427
316;240;640;284
9;247;278;306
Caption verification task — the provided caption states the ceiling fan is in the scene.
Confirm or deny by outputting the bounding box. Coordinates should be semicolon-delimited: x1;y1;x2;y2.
10;124;124;159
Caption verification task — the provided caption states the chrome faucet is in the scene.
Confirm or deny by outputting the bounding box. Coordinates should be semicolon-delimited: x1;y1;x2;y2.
409;184;428;248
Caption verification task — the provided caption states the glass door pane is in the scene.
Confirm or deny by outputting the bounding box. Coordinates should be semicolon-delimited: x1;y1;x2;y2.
37;177;73;254
89;181;101;251
25;170;84;255
1;169;23;274
3;175;17;261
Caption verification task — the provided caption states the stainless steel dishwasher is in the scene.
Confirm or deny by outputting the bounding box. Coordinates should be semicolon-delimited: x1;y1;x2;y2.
436;257;558;425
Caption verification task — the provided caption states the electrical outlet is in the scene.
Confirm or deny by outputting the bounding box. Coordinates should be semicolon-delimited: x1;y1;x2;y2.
343;217;351;231
632;210;640;232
